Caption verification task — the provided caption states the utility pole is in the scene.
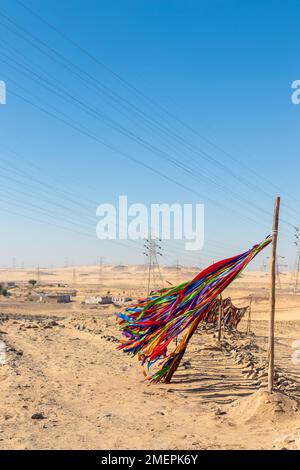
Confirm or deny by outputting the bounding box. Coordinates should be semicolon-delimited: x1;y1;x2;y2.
175;259;181;283
246;294;253;334
143;237;164;295
293;226;300;294
276;255;288;290
218;293;223;342
295;253;300;294
98;256;104;284
268;196;280;394
36;265;40;284
72;268;77;286
266;254;286;289
261;258;267;272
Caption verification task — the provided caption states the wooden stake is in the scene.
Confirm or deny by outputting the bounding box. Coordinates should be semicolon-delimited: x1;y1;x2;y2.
246;294;252;334
218;293;223;342
268;196;280;394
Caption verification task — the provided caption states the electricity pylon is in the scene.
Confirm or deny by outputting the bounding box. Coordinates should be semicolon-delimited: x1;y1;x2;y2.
98;256;104;285
143;237;164;295
266;255;287;289
72;268;77;286
293;226;300;294
175;259;182;283
36;266;40;284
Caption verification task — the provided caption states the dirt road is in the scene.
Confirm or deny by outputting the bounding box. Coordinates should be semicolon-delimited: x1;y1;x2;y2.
1;309;300;450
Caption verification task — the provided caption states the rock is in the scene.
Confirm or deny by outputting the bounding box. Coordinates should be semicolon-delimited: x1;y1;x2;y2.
182;361;192;369
215;408;226;416
274;433;298;450
243;362;254;369
44;321;59;328
277;377;287;385
31;412;46;420
287;384;297;391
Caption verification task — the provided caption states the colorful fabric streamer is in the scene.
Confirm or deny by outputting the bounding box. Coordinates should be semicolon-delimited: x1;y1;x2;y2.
116;236;271;384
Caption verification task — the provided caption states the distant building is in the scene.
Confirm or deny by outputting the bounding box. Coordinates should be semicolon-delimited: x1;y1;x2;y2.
59;290;77;297
38;293;71;303
0;281;16;289
57;294;71;303
85;296;103;305
112;296;133;307
84;295;113;305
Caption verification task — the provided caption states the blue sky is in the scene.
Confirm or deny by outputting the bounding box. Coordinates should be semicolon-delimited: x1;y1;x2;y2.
0;0;299;268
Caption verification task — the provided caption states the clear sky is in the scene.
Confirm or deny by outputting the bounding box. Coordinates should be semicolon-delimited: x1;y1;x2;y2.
0;0;299;269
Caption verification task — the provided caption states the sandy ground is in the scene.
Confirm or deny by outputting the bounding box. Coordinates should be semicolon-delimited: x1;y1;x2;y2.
0;265;300;450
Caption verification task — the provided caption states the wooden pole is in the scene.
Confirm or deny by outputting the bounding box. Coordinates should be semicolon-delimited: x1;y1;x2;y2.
246;294;252;334
268;196;280;394
218;293;223;342
294;252;300;294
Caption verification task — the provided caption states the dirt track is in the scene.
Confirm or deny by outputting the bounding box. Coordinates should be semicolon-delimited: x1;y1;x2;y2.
1;307;300;450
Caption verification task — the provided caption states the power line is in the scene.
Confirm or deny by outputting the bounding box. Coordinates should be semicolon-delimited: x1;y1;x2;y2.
13;0;300;213
0;1;292;272
10;0;300;221
0;51;283;229
0;9;296;232
6;82;282;235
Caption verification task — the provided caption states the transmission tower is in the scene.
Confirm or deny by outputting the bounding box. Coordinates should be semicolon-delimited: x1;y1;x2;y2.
266;255;287;289
36;265;40;284
293;226;300;294
143;237;164;295
261;258;267;272
98;256;104;285
175;259;181;283
72;268;77;286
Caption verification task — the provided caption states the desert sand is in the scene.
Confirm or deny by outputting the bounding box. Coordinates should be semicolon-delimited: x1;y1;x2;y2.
0;265;299;450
